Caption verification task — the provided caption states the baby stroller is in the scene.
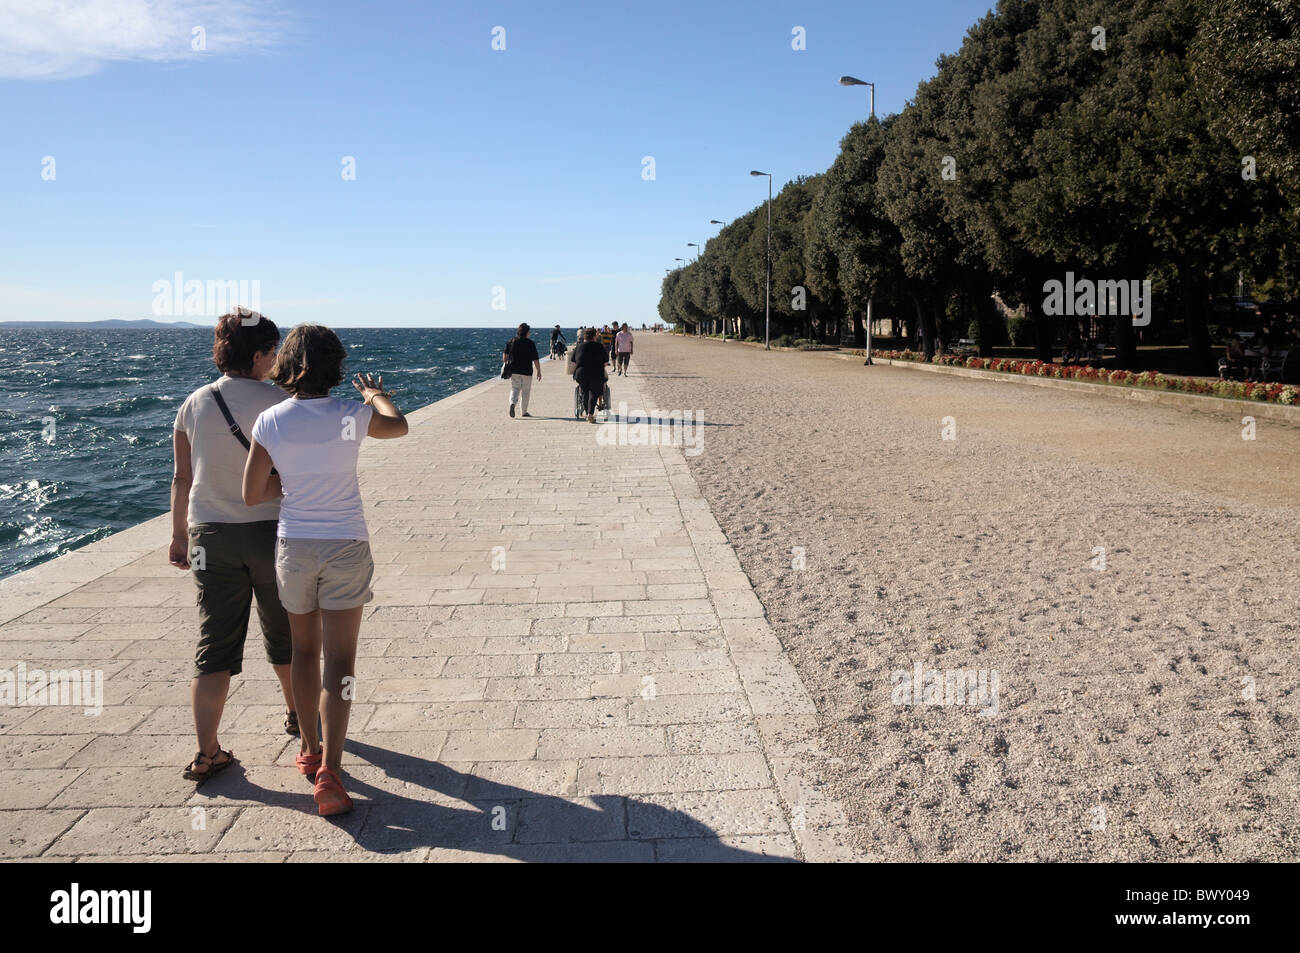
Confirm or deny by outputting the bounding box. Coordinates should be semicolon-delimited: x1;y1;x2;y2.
574;380;612;418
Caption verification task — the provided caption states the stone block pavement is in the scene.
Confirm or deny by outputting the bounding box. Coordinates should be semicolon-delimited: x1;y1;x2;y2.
0;359;864;862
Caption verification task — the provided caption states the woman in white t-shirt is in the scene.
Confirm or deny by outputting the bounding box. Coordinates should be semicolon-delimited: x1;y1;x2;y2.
170;309;295;785
242;324;408;816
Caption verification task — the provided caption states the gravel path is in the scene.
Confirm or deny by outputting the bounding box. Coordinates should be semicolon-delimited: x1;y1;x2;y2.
633;334;1299;861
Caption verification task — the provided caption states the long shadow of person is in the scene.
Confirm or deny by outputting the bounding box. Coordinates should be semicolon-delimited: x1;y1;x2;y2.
331;738;797;862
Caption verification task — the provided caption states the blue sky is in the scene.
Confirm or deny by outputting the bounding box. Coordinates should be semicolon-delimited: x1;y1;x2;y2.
0;0;994;328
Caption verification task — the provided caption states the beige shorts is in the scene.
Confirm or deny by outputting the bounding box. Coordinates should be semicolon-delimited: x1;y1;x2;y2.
275;537;374;614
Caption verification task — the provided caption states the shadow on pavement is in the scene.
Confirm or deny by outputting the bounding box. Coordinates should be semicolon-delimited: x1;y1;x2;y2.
198;740;795;863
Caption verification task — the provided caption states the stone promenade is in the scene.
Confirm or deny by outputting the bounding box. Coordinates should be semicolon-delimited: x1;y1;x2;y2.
0;358;861;862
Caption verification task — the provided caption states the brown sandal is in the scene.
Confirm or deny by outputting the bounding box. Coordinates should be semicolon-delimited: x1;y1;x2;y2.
183;745;235;784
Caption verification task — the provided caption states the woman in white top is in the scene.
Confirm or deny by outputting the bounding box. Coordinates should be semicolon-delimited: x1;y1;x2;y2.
170;309;295;784
242;324;407;816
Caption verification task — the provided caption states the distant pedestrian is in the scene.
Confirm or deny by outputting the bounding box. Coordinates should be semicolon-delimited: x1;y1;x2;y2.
503;323;542;417
600;324;615;354
170;309;295;785
573;327;608;423
242;323;409;816
614;323;634;375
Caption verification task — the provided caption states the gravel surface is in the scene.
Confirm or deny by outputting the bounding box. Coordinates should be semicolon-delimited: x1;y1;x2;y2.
633;334;1299;861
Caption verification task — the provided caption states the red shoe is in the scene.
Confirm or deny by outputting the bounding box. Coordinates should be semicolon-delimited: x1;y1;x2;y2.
295;747;322;777
313;766;353;816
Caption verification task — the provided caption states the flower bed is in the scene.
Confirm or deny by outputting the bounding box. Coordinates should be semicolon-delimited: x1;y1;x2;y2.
873;350;1299;406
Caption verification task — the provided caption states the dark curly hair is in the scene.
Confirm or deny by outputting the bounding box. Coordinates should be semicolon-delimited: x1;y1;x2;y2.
269;324;346;396
212;308;279;374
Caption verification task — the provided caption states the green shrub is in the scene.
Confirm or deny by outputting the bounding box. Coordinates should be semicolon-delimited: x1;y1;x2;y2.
1008;313;1034;347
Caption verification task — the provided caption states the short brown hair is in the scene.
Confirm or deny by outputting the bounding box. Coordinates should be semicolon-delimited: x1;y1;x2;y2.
269;324;346;396
212;309;279;374
585;328;599;341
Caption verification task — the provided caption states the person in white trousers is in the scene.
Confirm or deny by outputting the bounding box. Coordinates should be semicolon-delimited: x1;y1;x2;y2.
503;323;542;417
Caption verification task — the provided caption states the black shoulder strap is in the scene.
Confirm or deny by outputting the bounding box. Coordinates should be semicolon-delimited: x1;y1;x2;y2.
209;383;250;450
210;382;276;474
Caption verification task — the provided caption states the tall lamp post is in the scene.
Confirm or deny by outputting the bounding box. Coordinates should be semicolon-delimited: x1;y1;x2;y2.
840;75;876;363
838;75;875;118
750;170;772;349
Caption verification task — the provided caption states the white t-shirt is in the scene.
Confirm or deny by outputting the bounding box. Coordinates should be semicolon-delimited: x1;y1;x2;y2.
173;376;287;525
251;396;375;540
615;330;634;353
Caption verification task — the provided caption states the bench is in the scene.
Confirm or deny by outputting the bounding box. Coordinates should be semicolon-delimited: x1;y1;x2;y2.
1260;348;1291;383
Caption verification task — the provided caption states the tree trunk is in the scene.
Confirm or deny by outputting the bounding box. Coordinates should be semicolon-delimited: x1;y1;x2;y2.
1022;273;1054;362
1179;266;1213;373
914;295;935;360
1112;312;1136;369
975;291;999;357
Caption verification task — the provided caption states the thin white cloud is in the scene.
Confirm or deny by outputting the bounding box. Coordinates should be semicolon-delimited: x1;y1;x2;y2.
0;0;285;80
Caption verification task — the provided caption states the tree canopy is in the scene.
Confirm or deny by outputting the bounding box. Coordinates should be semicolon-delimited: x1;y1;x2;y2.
657;0;1298;371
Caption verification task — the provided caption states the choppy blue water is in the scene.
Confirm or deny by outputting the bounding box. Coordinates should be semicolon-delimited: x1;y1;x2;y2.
0;326;574;580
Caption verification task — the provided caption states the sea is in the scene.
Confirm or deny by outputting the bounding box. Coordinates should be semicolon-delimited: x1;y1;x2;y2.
0;326;575;580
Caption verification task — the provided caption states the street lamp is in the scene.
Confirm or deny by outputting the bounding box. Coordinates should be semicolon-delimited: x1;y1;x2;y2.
687;242;701;262
839;75;875;118
840;75;877;363
710;219;727;225
750;170;772;350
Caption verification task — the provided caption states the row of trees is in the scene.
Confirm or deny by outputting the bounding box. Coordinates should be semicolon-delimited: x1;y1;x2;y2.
657;0;1299;370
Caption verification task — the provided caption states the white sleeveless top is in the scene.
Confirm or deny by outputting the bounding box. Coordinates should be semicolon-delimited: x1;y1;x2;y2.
251;396;374;540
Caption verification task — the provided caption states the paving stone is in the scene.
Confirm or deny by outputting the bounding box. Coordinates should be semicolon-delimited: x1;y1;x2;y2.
536;726;668;760
653;834;799;862
213;805;370;853
46;806;240;856
576;753;772;795
440;728;539;761
628;789;789;838
513;795;627;844
628;693;750;726
0;734;96;768
0;809;86;858
0;768;84;808
536;652;619;676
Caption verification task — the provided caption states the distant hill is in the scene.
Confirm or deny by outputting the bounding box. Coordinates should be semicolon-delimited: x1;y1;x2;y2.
0;318;211;329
